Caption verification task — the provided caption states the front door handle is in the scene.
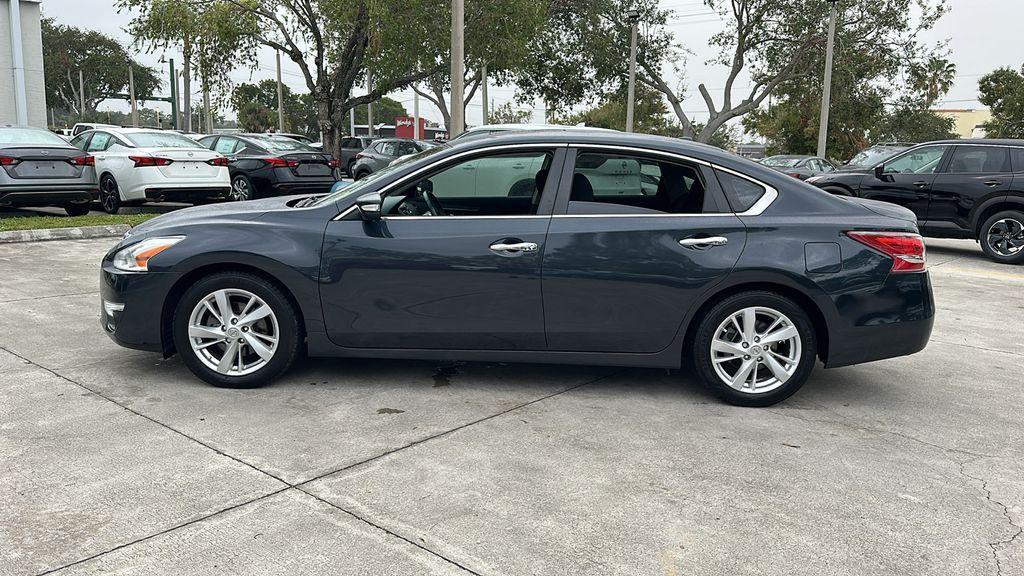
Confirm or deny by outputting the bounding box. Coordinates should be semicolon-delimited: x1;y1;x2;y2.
489;241;539;253
679;236;729;249
984;180;1003;187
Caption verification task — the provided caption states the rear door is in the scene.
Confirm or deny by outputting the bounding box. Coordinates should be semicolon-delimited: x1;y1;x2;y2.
541;147;746;353
926;145;1012;234
858;144;951;221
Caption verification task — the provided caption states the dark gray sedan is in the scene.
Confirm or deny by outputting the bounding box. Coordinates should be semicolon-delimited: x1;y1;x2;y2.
761;155;837;180
0;126;98;215
350;138;436;179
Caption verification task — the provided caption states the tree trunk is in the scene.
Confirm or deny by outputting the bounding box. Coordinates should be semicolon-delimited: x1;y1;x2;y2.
315;84;338;158
182;39;192;133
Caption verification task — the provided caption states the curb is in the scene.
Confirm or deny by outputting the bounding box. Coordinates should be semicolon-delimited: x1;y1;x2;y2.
0;224;130;244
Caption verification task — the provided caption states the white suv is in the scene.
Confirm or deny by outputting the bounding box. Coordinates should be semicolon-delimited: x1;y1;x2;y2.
70;128;230;213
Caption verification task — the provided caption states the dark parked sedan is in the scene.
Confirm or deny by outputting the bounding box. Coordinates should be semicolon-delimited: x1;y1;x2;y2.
761;155;837;180
100;132;933;406
0;125;97;215
350;138;435;179
807;140;1024;264
197;133;338;201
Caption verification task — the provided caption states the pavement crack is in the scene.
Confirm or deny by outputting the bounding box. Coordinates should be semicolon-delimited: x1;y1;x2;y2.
0;289;99;304
958;458;1023;576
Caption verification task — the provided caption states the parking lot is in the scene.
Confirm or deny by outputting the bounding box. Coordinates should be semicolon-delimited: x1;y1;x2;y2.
1;236;1021;575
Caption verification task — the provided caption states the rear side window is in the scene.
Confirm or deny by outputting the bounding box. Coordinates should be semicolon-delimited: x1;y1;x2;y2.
947;146;1011;173
568;152;717;215
86;132;112;152
1008;147;1024;173
716;170;766;213
214;137;241;155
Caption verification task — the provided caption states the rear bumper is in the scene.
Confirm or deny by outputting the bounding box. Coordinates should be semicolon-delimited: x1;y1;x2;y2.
268;180;336;196
824;272;935;368
0;185;96;206
145;187;231;202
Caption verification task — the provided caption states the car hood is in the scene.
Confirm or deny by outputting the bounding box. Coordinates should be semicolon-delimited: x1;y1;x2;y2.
129;195;304;236
840;196;917;224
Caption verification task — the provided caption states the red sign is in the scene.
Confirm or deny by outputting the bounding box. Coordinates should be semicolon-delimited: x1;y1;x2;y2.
394;116;426;139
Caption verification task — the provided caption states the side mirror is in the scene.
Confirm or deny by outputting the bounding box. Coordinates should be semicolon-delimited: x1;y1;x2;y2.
355;192;382;220
873;165;885;179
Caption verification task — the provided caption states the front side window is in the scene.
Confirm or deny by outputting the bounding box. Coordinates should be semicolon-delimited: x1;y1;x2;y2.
883;146;948;174
384;150;554;217
946;146;1011;173
70;134;90;150
397;141;418;156
568;152;715;215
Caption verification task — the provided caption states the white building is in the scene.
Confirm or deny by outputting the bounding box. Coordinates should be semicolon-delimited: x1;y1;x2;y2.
1;0;46;127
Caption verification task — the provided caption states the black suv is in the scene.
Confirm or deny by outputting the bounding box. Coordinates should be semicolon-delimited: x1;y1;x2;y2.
806;140;1024;264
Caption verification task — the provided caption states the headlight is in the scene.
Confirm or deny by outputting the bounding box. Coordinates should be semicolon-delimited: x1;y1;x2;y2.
112;236;184;272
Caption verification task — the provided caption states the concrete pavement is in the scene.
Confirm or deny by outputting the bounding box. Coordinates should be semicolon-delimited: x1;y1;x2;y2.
0;237;1021;575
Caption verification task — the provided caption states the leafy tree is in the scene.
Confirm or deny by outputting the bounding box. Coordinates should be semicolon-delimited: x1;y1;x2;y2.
978;66;1024;138
352;97;408;126
517;0;948;145
231;79;315;135
488;102;532;124
42;18;161;116
870;101;957;144
119;0;258;132
559;84;681;135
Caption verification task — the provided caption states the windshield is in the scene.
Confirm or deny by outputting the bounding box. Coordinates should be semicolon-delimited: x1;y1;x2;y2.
312;144;449;206
762;156;802;168
0;127;71;147
848;146;905;167
248;135;318;152
128;132;203;148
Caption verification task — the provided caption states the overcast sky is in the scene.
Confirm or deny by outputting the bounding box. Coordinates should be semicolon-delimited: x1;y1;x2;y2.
38;0;1024;127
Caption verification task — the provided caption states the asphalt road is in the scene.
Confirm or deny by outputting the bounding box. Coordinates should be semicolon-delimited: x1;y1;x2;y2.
0;237;1021;576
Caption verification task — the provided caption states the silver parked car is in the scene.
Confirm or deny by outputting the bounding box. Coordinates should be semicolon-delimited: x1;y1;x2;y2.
0;125;98;215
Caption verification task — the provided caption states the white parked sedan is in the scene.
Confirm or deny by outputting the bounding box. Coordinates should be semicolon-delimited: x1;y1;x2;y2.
70;128;230;214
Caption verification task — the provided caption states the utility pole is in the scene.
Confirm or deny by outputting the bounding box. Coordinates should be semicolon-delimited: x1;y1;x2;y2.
480;63;488;125
128;65;138;127
413;89;421;139
350;108;356;137
624;9;640;133
168;58;178;130
182;39;192;133
367;71;374;137
275;50;285;132
816;0;839;159
203;81;212;133
78;70;86;119
449;0;465;136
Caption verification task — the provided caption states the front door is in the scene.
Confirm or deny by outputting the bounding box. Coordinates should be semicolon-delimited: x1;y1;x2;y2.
859;144;951;221
319;147;564;350
542;148;747;353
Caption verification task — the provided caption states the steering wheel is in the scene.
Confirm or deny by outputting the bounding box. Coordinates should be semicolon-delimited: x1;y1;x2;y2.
419;190;447;216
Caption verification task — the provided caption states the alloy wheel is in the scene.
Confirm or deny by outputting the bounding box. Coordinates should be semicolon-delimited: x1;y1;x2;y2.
231;177;251;201
710;306;802;394
986;218;1024;256
187;288;279;376
100;178;119;212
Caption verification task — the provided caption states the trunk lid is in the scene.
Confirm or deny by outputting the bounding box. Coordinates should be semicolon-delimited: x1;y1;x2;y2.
281;152;334;178
145;147;223;179
1;146;86;179
841;196;918;225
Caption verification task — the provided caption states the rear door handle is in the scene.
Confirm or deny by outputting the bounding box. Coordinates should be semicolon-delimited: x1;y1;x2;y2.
984;180;1003;187
489;241;539;253
679;236;728;249
913;181;928;188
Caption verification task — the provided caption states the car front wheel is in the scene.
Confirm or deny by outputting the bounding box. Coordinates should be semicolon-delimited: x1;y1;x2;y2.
692;291;817;407
172;272;302;388
979;210;1024;265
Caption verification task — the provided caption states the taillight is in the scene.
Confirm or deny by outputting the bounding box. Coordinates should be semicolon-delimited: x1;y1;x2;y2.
0;156;20;166
328;159;339;168
68;155;95;166
206;157;229;167
847;231;926;273
263;157;298;168
130;156;174;167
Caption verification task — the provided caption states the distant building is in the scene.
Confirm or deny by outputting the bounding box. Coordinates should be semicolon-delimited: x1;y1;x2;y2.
351;122;448;140
933;108;992;139
735;142;766;159
1;0;46;127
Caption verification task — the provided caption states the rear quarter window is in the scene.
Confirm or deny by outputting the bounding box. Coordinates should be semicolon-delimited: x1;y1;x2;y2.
715;170;767;212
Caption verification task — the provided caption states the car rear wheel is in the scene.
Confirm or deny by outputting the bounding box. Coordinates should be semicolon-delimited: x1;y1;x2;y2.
173;272;302;388
979;210;1024;265
230;174;254;202
64;202;90;216
99;175;122;214
692;291;816;407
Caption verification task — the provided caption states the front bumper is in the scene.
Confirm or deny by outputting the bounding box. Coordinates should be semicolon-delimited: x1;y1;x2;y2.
100;265;178;354
824;271;935;368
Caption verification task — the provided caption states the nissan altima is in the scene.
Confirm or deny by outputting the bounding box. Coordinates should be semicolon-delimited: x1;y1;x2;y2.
100;132;934;406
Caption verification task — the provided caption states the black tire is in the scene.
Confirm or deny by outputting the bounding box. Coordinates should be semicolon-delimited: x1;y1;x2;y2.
354;169;369;181
691;291;817;407
230;173;255;202
64;202;90;216
978;210;1024;265
99;174;122;214
172;272;302;388
346;159;356;178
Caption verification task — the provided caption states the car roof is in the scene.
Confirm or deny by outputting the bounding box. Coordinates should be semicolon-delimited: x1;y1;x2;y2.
916;139;1024;147
462;123;618;134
